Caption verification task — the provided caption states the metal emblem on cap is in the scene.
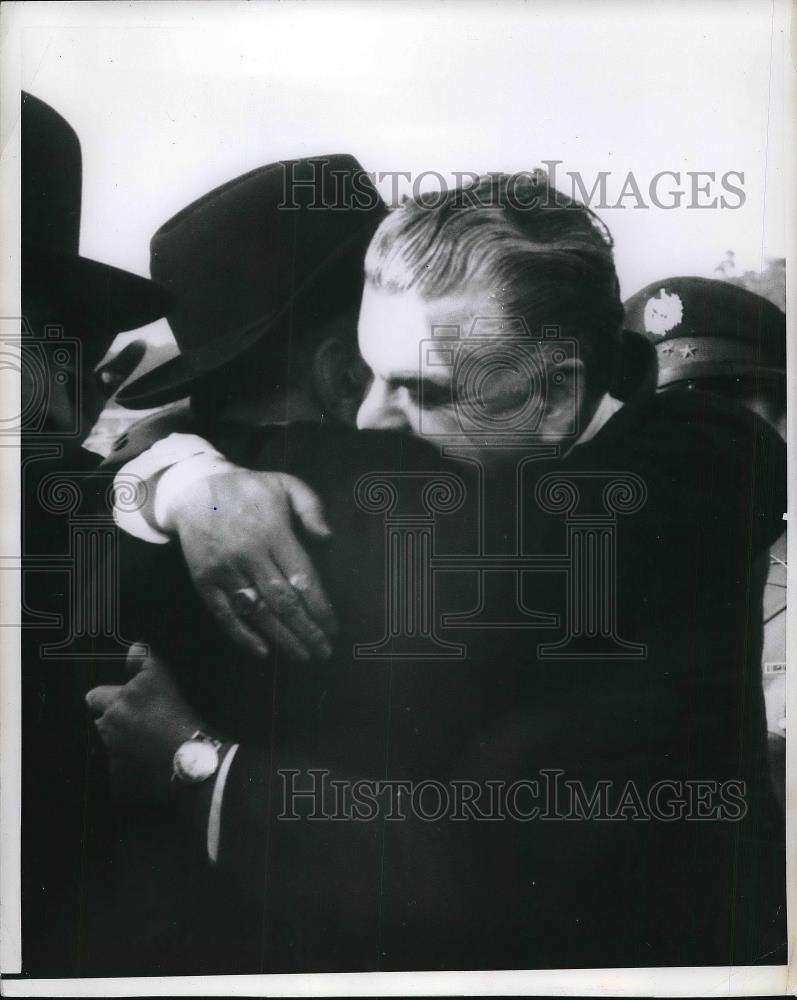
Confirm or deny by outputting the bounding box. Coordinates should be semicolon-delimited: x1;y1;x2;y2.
643;288;684;337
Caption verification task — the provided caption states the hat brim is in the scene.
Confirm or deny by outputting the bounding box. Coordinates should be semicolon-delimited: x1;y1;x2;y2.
115;309;282;409
23;247;171;337
114;351;200;408
116;294;290;408
659;361;787;389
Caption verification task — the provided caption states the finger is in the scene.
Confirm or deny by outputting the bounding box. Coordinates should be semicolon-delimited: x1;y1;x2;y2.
203;585;270;659
94;340;147;399
289;571;338;638
230;557;317;661
85;685;122;716
125;641;150;678
271;533;338;637
281;475;332;539
252;562;330;660
247;598;314;664
245;526;337;655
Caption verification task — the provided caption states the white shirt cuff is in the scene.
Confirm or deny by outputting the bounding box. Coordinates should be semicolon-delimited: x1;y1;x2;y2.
154;452;239;534
207;743;239;865
112;433;225;544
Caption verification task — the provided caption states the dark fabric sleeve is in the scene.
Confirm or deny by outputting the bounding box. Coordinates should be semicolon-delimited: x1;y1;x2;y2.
214;745;271;895
566;390;786;559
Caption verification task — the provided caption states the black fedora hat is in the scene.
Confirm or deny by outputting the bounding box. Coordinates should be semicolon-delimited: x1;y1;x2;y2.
22;91;169;337
116;155;387;408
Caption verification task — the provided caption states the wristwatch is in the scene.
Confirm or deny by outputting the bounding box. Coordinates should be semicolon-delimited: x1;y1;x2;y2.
172;731;224;784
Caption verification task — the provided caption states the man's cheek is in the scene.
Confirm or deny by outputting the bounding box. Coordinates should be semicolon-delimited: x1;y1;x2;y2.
94;714;112;744
419;405;461;436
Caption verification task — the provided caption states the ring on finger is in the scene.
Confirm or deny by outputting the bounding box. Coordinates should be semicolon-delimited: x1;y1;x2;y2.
231;585;263;616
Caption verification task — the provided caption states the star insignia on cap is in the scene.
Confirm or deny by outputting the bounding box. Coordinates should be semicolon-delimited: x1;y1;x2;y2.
659;342;674;356
678;344;696;359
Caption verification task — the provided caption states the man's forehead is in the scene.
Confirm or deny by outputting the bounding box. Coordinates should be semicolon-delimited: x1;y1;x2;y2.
357;284;496;373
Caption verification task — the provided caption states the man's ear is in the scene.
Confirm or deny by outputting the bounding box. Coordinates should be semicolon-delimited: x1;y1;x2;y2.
541;356;588;439
311;336;370;426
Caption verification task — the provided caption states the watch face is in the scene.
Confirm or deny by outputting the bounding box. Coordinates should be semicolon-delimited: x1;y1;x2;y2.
173;740;219;783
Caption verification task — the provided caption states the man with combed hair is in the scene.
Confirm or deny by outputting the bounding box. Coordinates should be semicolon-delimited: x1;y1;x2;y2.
354;173;623;447
91;171;785;970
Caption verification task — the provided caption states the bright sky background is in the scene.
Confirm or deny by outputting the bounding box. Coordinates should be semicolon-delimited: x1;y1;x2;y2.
8;0;788;305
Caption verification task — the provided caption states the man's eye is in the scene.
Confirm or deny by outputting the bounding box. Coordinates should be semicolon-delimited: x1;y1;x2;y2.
417;382;453;407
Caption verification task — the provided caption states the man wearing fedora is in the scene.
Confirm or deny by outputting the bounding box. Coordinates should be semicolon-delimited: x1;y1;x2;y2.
87;157;531;974
19;91;169;975
83;153;426;974
86;171;786;970
21;92;169;455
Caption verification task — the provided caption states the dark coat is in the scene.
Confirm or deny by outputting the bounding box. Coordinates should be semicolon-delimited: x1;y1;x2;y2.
102;377;786;973
19;438;121;976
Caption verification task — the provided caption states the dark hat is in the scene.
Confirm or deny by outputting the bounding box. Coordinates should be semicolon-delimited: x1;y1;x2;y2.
116;155;386;408
623;276;786;389
22;91;169;337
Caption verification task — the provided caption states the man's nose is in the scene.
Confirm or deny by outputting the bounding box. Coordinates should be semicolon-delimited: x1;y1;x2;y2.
356;381;411;431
